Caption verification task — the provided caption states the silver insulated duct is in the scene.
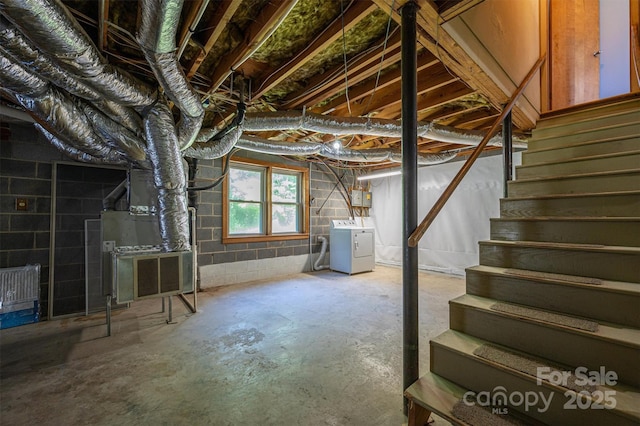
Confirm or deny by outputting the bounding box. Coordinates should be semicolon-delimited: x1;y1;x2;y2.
242;111;528;149
143;99;191;252
138;0;204;150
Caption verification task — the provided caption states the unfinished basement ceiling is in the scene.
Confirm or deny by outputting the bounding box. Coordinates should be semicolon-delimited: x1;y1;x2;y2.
0;0;533;169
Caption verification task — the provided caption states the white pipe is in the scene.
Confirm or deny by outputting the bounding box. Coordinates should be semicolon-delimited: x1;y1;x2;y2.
313;235;329;270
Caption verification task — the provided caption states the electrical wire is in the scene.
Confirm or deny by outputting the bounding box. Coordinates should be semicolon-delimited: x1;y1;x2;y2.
340;0;352;117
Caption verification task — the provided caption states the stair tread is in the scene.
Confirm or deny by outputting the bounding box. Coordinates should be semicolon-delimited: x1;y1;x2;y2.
491;217;640;222
479;239;640;254
535;107;640;132
524;133;640;155
509;168;640;184
467;265;640;295
451;294;640;348
432;330;640;420
531;120;640;143
538;93;640;122
405;372;541;426
505;189;640;202
516;149;640;169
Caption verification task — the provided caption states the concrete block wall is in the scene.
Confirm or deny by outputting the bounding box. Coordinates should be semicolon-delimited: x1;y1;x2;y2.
1;122;64;318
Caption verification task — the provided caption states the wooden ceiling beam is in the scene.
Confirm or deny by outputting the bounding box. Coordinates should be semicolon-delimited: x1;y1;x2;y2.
312;50;439;114
251;0;378;100
205;0;298;94
281;30;402;109
371;0;534;129
375;80;474;119
330;65;459;117
185;0;242;80
438;0;485;23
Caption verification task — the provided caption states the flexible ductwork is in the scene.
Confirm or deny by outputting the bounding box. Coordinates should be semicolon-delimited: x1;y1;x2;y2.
1;52;140;162
36;124;129;166
237;135;323;156
389;151;458;165
143;99;191;252
242;111;528;148
138;0;204;150
0;0;156;107
0;25;144;135
184;125;244;160
320;145;391;162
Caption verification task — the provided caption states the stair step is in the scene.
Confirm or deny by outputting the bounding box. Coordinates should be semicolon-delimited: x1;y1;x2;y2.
522;136;639;165
466;265;640;328
499;191;640;218
430;329;640;425
507;169;640;197
405;372;542;426
448;294;640;387
530;114;640;149
479;240;640;283
516;151;640;179
490;217;640;246
536;95;640;129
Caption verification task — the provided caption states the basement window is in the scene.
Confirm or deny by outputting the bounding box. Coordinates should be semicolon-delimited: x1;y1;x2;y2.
223;158;309;244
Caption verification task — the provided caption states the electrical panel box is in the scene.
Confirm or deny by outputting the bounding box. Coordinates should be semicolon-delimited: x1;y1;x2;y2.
362;191;372;208
350;189;363;207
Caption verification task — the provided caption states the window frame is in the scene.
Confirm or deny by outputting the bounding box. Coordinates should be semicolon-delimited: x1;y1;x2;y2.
222;157;309;244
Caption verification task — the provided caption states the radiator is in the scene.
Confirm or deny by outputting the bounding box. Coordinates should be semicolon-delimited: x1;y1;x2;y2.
0;264;40;329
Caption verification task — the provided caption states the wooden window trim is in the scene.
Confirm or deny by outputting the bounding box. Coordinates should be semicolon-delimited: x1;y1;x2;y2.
222;157;309;244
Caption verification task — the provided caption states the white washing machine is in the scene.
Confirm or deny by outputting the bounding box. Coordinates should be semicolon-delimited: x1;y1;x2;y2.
329;219;375;274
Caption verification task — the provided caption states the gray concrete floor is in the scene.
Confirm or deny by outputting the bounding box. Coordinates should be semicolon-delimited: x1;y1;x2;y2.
0;265;465;425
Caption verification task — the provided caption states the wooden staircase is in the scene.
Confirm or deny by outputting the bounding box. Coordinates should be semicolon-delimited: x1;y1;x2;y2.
405;94;640;426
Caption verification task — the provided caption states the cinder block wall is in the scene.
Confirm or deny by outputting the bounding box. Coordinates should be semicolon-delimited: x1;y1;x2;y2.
1;122;353;315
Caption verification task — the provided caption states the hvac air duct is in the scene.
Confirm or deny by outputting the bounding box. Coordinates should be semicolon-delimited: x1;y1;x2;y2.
143;100;191;252
242;111;527;148
138;0;204;150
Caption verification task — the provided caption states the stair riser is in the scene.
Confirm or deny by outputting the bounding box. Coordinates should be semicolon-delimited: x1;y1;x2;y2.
479;244;640;283
466;270;640;327
523;138;638;165
500;193;640;218
516;153;640;179
449;303;639;387
508;172;640;197
531;111;640;147
536;99;640;130
430;344;636;426
528;123;639;151
490;220;640;246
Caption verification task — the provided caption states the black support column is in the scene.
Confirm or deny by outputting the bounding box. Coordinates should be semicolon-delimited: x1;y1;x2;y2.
401;0;418;414
502;109;513;198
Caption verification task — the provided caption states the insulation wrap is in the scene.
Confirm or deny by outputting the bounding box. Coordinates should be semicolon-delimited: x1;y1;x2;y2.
0;0;156;107
143;100;191;252
236;135;323;156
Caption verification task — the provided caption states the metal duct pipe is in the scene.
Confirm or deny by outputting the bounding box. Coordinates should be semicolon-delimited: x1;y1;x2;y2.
320;145;391;162
242;111;528;148
143;99;190;252
183;125;243;160
0;25;143;135
0;0;156;107
36;124;128;166
102;179;128;211
389;151;457;165
1;52;139;162
237;135;323;156
138;0;204;150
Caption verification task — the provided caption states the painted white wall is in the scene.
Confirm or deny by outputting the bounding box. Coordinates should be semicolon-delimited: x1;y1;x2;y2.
369;153;521;276
443;0;541;119
600;0;631;98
